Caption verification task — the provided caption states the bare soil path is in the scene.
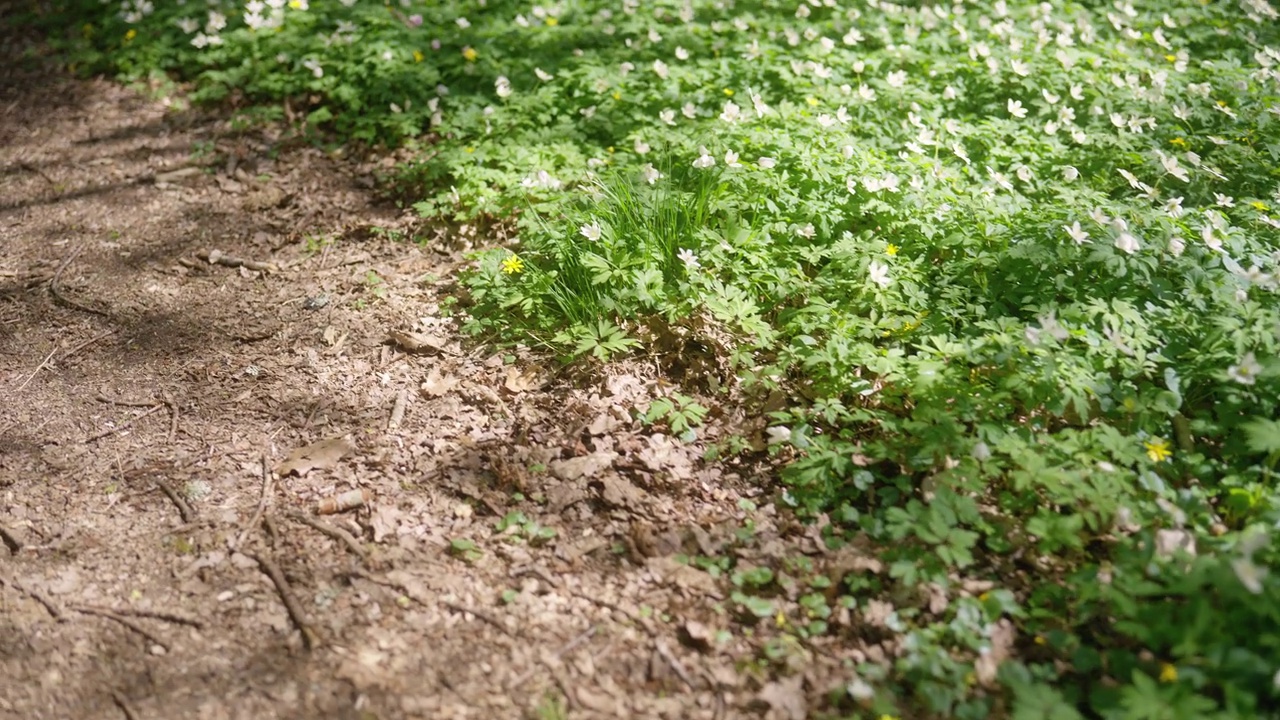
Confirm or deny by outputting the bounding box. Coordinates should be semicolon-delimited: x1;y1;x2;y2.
0;30;864;720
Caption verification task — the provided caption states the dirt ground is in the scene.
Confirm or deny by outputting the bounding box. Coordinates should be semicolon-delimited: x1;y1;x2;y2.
0;30;885;720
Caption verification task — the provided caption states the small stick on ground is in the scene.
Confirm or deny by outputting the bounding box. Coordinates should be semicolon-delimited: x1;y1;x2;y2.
510;563;562;590
569;590;656;635
50;245;109;317
96;392;157;408
509;625;598;689
84;404;165;444
197;249;280;273
346;569;513;637
655;638;697;690
16;346;57;392
153;478;195;523
287;512;367;560
71;604;204;630
235;455;273;549
18;161;56;186
249;551;317;650
161;390;180;443
74;606;167;650
59;329;115;361
388;388;407;430
0;524;23;553
110;690;140;720
0;574;64;619
440;599;515;637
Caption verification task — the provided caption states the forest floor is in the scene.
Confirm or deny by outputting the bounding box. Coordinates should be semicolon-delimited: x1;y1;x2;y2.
0;35;871;720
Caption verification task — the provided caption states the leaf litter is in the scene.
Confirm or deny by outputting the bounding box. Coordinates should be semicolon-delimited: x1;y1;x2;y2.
0;62;926;720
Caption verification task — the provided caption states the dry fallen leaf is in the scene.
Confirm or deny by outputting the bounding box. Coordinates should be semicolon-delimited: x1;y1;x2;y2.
388;329;448;354
598;474;649;511
277;435;355;477
680;620;714;652
549;451;618;481
420;368;459;397
757;675;807;720
369;504;402;543
503;366;540;394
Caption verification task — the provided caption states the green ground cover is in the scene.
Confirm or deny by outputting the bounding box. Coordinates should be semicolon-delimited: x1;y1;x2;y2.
39;0;1280;716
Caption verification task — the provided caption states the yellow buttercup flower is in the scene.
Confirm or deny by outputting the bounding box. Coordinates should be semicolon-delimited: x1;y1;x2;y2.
1145;437;1172;463
501;255;524;275
886;244;899;256
125;28;137;41
1250;201;1269;211
545;16;558;26
723;88;734;96
1159;663;1178;683
412;50;424;63
462;47;478;62
806;97;819;106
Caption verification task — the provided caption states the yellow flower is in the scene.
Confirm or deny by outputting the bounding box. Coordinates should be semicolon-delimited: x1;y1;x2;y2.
1159;663;1178;683
885;244;899;256
877;715;899;720
1250;201;1269;211
1145;437;1172;463
806;97;819;107
501;255;524;275
545;16;558;26
464;146;475;153
1034;635;1047;645
1165;54;1177;62
288;0;305;8
1170;137;1187;147
412;50;424;63
612;91;621;100
723;88;734;96
125;28;137;41
462;47;478;62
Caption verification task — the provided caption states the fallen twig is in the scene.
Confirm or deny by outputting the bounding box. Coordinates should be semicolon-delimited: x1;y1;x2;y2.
19;161;56;186
441;599;515;637
388;388;407;430
509;625;598;689
287;512;367;560
84;403;165;444
235;455;273;549
72;603;203;629
74;606;167;650
153;478;195;523
16;347;57;392
569;590;657;634
161;390;180;443
346;569;513;637
197;249;279;273
96;393;158;408
0;574;64;619
51;245;109;316
59;329;115;361
655;638;697;690
250;551;317;650
110;690;140;720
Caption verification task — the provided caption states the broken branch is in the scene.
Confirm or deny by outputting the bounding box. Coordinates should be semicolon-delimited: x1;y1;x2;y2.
197;249;280;273
249;551;317;650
